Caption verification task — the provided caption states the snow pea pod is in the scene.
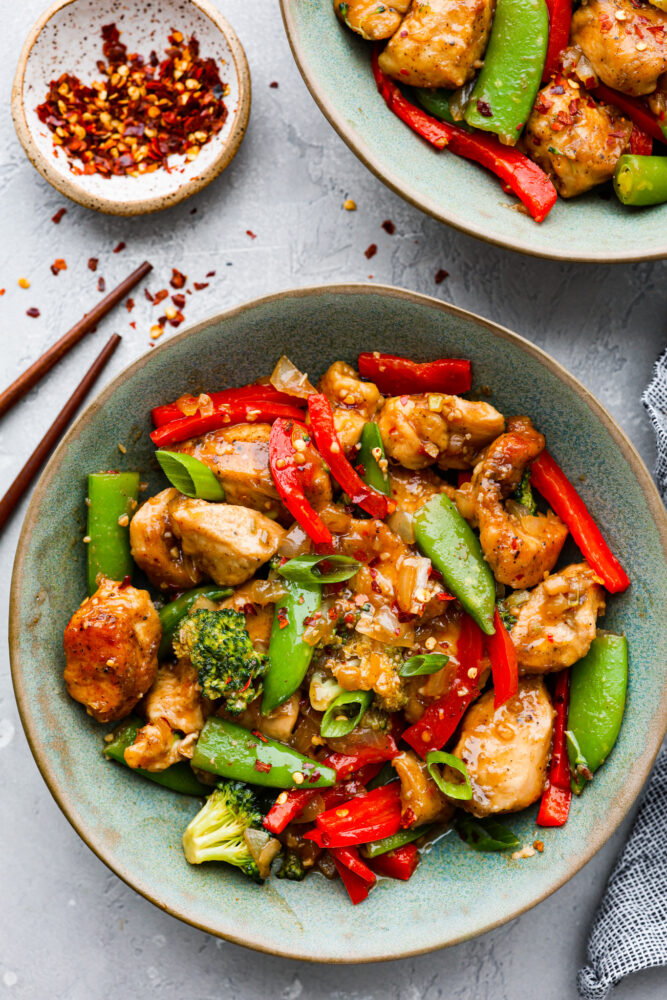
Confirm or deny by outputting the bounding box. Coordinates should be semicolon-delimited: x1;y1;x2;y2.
614;155;667;207
262;579;321;713
356;422;391;496
362;824;436;858
158;585;232;660
86;472;140;595
566;633;628;794
414;494;496;635
465;0;549;145
104;717;209;796
192;717;337;788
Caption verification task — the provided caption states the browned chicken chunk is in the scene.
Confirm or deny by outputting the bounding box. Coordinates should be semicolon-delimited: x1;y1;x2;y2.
169;496;286;587
130;487;204;591
378;0;496;89
334;0;411;40
378;392;505;470
63;577;161;723
393;750;455;827
453;678;554;817
509;562;606;673
571;0;667;97
318;361;382;452
388;465;451;515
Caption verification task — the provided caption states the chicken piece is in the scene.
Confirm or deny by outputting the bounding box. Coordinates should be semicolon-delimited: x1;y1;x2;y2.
168;497;286;587
522;81;632;198
393;750;455;827
378;0;496;89
317;633;405;712
63;577;161;723
509;562;606;674
647;71;667;117
377;392;505;470
404;609;464;722
571;0;667;97
388;465;450;514
141;658;205;733
334;0;411;39
318;361;382;452
453;678;554;817
122;717;194;772
472;416;568;589
227;693;301;743
130;487;205;591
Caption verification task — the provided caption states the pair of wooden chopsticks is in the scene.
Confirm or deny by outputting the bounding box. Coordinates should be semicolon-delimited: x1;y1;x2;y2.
0;261;152;532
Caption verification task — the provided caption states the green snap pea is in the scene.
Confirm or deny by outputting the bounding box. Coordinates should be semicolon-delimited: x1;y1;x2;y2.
414;88;457;125
614;155;667;207
414;494;496;635
567;633;628;794
464;0;549;145
320;689;373;739
362;824;436;859
158;585;232;660
86;472;140;595
455;814;520;852
262;579;321;714
192;717;336;788
104;717;209;796
356;423;391;496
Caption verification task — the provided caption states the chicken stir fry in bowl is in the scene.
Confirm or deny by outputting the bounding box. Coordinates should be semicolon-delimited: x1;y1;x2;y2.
63;351;630;902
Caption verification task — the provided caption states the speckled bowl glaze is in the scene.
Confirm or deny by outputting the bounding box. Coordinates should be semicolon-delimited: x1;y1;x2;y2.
9;285;667;961
281;1;667;262
11;0;250;216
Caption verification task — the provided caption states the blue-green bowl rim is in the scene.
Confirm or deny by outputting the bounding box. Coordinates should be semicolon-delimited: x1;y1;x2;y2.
8;283;667;961
279;1;667;264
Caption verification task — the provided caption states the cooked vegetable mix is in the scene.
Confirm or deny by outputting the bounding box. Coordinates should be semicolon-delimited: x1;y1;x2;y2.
62;351;630;905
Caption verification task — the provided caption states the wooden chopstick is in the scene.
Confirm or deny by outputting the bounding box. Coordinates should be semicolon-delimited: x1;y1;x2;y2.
0;334;122;532
0;261;151;419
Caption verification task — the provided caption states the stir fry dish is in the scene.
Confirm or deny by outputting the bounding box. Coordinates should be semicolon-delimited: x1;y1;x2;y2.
63;353;630;903
334;0;667;219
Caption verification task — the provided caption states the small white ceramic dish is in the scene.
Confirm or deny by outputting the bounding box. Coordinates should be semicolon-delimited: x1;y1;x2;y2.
11;0;251;215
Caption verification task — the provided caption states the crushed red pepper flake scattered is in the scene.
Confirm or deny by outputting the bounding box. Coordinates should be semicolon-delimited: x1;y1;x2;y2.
88;257;99;271
97;276;106;292
113;241;126;253
170;268;187;289
269;81;279;88
206;270;216;277
246;230;257;239
50;258;67;275
26;307;41;318
435;269;449;284
0;289;5;296
193;281;209;291
171;293;186;309
52;208;67;224
381;219;395;234
144;287;154;302
126;297;135;312
365;243;377;259
154;288;169;304
35;24;229;179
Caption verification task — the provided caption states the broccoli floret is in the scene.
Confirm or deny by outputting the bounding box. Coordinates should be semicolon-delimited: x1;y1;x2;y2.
182;780;265;882
174;608;267;714
276;849;306;882
512;470;537;515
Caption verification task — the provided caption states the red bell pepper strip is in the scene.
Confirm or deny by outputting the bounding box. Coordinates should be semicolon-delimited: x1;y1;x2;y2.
305;784;402;848
369;844;420;881
357;353;472;396
537;668;572;827
593;85;667;145
263;740;398;834
268;418;333;547
329;846;377;885
457;471;472;488
150;401;304;447
629;124;653;157
485;607;519;710
152;384;303;427
402;612;484;758
331;852;372;904
543;0;573;82
372;51;557;224
307;393;393;519
530;451;630;593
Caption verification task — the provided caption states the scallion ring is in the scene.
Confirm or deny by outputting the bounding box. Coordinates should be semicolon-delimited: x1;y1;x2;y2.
278;553;361;585
320;689;373;739
156;450;225;502
454;814;520;852
399;653;450;677
426;750;473;801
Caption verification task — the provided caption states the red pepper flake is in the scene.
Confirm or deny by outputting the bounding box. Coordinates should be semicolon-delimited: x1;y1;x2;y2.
129;321;136;329
476;99;493;118
97;277;106;292
434;269;449;284
0;289;5;296
206;270;216;277
153;289;169;304
269;81;279;88
170;268;187;289
252;730;269;743
35;24;229;179
113;241;126;254
51;208;67;224
381;219;395;234
125;297;135;312
193;281;209;291
171;293;186;309
119;574;131;590
242;602;257;617
144;288;154;302
246;229;257;239
254;759;272;774
168;310;185;328
50;258;67;275
364;243;377;259
87;257;98;272
534;98;553;114
26;307;40;318
277;606;290;630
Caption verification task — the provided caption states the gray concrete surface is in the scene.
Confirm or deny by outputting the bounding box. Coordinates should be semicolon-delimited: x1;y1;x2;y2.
1;2;665;998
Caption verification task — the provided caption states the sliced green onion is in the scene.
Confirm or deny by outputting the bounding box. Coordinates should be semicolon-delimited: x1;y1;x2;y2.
278;553;361;585
320;689;373;738
455;814;520;852
400;653;450;677
156;450;225;501
426;751;473;801
362;824;435;858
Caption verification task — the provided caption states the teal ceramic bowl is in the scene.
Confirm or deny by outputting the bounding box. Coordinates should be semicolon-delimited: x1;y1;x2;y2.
9;285;667;961
280;1;667;262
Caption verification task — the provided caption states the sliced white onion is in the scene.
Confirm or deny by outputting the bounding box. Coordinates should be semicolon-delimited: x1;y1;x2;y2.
243;828;281;880
278;521;312;559
270;355;316;399
387;508;415;544
357;606;415;647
